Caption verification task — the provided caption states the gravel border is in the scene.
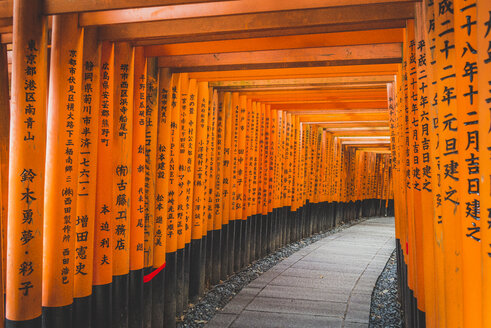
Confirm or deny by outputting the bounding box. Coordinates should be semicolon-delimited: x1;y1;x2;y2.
177;217;367;327
368;249;404;328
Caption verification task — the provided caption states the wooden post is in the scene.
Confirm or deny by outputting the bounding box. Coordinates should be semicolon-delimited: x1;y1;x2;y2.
222;92;233;275
0;41;8;328
112;41;134;328
143;57;159;327
189;81;209;300
73;28;100;328
151;67;171;328
92;41;114;328
175;74;188;315
215;91;227;281
164;73;181;328
182;79;198;307
209;89;221;285
423;0;446;325
128;46;146;328
434;3;464;325
42;13;83;327
6;0;47;325
477;0;491;325
454;0;481;326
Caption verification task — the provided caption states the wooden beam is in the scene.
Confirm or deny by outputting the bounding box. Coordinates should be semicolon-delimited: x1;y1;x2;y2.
209;76;394;88
341;140;390;145
80;0;415;26
330;131;390;137
186;64;399;81
290;109;388;115
138;21;407;45
272;101;388;110
0;1;11;19
313;121;388;127
44;0;231;15
326;126;390;132
0;32;11;43
244;90;388;102
0;25;11;33
98;3;415;42
159;44;401;69
144;29;404;57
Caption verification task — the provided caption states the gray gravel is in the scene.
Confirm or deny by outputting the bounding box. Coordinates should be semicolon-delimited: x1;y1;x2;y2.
178;217;366;327
369;249;404;328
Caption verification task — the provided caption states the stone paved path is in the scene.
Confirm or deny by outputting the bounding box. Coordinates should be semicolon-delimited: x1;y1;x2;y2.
206;216;395;328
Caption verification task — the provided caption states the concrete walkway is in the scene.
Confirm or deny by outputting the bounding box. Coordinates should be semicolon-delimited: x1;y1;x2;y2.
206;217;395;328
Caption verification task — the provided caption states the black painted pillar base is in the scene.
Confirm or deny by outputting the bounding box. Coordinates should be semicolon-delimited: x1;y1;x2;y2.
42;304;73;328
189;238;203;304
143;267;152;328
205;230;213;289
183;243;191;311
211;229;222;285
73;295;91;328
150;266;165;328
220;224;229;281
129;269;144;328
164;252;176;328
111;273;129;328
175;248;184;316
91;283;112;328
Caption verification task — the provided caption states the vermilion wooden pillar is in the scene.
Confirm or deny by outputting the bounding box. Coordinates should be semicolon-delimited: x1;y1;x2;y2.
143;57;159;327
6;0;47;326
151;66;171;328
73;28;100;328
455;1;481;326
164;73;181;328
129;46;146;328
434;3;464;326
0;42;8;328
190;81;209;300
111;41;134;328
42;13;84;328
477;0;491;325
92;41;114;328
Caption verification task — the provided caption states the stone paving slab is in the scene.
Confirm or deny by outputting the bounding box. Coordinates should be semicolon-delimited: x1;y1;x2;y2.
206;217;395;328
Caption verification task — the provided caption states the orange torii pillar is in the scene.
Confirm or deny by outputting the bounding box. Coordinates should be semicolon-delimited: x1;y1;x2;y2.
455;0;481;326
0;40;8;328
423;0;447;325
42;14;83;328
164;73;181;328
241;97;252;266
111;42;134;327
182;79;198;310
73;28;100;328
221;92;233;276
151;67;171;328
6;0;47;326
478;0;491;325
189;82;209;300
414;6;437;326
128;47;146;327
209;90;222;286
214;91;227;282
143;58;159;327
258;104;269;257
229;93;240;272
434;3;464;326
203;87;216;285
92;41;114;328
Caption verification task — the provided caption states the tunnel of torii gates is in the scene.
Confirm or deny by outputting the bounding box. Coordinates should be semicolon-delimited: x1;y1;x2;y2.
0;0;488;327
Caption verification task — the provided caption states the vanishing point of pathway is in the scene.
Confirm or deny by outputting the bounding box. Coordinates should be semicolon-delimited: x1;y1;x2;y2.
207;216;395;328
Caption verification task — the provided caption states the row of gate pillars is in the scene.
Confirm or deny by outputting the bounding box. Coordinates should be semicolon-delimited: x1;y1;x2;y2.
150;198;393;328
